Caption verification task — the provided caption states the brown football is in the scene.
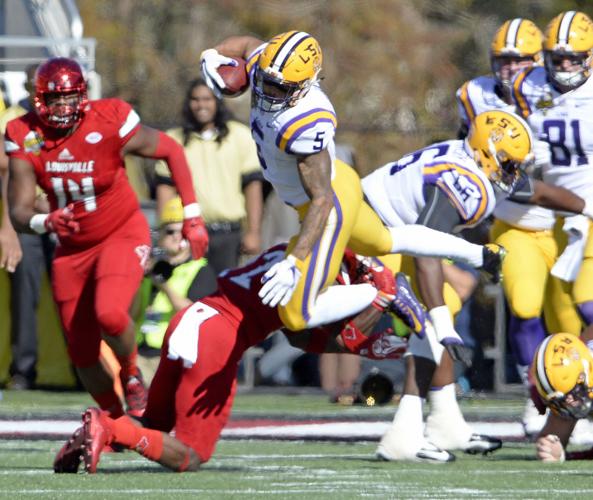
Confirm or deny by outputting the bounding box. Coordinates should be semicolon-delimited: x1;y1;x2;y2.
217;57;249;97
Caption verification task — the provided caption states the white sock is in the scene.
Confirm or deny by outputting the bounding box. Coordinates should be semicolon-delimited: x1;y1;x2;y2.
389;225;483;267
392;394;424;428
428;383;463;419
306;283;376;328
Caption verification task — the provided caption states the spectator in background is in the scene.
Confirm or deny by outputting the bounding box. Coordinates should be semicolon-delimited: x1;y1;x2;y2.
0;64;55;390
155;79;263;273
136;197;217;382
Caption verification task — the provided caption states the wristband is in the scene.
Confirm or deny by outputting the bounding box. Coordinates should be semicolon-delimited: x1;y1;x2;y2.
29;214;49;234
183;203;202;219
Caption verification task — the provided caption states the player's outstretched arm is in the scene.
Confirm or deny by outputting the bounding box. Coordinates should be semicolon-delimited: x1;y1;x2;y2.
527;179;587;214
535;412;577;462
124;125;208;259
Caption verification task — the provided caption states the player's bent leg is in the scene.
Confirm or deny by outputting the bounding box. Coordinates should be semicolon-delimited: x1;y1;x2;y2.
544;276;581;335
96;240;149;416
279;165;363;331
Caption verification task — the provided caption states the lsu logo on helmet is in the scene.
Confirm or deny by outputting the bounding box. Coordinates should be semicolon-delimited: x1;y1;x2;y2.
467;110;534;193
533;333;593;419
543;11;593;89
254;31;322;112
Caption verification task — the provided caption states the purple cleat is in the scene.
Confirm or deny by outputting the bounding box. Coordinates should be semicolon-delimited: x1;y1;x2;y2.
389;273;427;338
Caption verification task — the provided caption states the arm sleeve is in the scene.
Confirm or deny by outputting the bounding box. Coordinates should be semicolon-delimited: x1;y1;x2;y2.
416;184;465;233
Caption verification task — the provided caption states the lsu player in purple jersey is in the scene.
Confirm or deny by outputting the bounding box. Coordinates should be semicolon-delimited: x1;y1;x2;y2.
512;11;593;340
457;18;571;435
200;32;504;349
364;109;593;461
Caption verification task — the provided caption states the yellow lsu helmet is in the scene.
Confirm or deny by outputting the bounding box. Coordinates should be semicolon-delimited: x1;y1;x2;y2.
543;11;593;90
466;110;534;193
533;333;593;419
254;31;322;112
490;18;543;87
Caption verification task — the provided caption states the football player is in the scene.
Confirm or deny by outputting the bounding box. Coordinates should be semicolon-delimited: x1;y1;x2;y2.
532;332;593;462
512;11;593;339
200;32;507;353
457;18;568;435
6;57;209;418
365;110;593;460
53;244;431;473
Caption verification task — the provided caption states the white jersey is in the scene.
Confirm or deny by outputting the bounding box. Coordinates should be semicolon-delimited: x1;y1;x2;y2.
456;76;515;128
247;45;337;207
361;140;496;233
457;75;555;231
514;67;593;200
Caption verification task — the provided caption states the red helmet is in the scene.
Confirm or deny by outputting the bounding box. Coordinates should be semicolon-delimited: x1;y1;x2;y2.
33;57;88;129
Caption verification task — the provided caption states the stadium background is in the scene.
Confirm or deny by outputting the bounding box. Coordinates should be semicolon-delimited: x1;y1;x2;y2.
0;0;592;388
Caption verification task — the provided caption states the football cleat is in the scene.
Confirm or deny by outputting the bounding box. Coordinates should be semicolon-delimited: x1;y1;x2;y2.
480;243;507;283
53;425;85;473
389;273;427;337
463;434;503;455
121;370;148;418
377;439;456;463
82;407;111;474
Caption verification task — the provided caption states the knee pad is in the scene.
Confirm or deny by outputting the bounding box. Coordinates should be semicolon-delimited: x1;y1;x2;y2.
577;301;593;326
97;308;130;336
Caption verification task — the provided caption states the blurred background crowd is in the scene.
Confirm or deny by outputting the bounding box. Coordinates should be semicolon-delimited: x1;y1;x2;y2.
0;0;589;405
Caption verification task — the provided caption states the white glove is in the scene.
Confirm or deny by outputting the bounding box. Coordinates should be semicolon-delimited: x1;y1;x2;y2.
259;255;302;307
536;434;566;462
533;139;552;170
200;48;238;98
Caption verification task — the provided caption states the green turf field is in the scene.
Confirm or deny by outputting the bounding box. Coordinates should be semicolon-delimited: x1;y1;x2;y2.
0;390;583;499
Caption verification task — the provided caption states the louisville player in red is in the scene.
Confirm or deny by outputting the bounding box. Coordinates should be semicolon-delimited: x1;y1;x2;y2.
53;244;427;473
6;57;208;418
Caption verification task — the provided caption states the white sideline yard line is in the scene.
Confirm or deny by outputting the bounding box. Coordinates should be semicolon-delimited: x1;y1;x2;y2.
0;419;525;439
3;418;593;444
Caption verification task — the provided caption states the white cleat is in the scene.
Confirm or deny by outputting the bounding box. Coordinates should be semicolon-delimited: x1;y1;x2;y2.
425;411;473;451
376;426;455;463
377;438;455;463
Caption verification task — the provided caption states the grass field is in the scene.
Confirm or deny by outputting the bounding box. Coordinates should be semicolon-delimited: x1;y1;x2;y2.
0;390;587;499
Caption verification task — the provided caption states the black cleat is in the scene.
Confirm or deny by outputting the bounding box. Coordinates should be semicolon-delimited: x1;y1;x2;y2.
463;434;503;455
481;243;507;283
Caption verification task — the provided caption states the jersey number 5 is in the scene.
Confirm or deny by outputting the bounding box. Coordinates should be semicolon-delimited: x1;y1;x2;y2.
50;177;97;212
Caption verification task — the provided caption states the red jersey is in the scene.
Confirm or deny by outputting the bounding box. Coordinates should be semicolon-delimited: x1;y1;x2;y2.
5;98;142;249
202;244;287;347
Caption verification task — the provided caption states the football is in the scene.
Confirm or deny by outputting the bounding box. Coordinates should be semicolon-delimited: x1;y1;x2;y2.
217;57;249;97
